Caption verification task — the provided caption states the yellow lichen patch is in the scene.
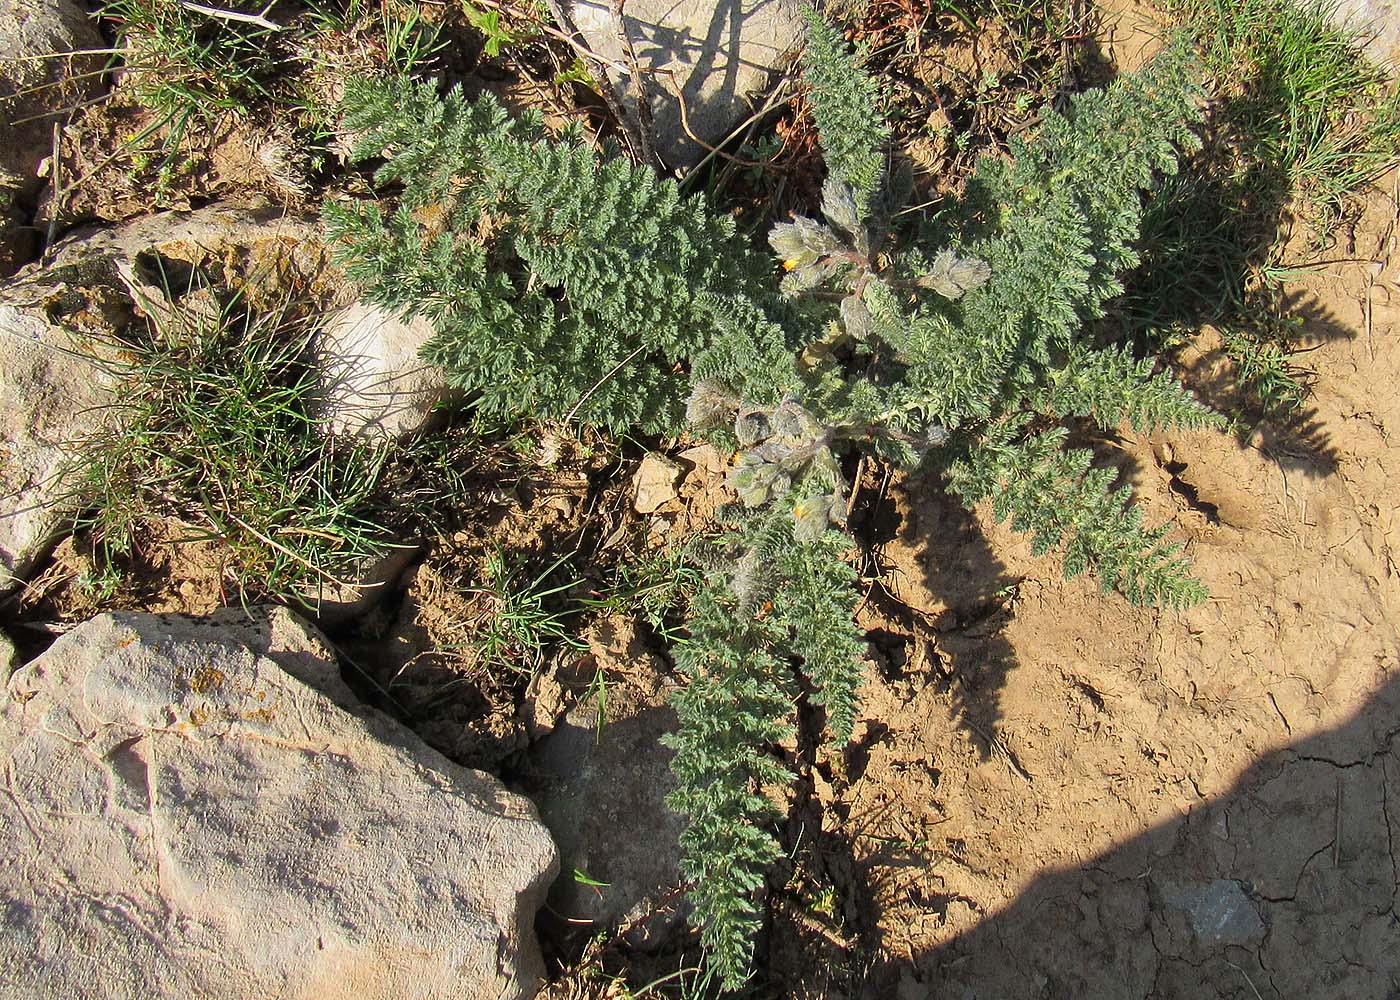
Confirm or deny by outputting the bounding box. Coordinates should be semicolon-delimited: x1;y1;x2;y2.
190;667;227;694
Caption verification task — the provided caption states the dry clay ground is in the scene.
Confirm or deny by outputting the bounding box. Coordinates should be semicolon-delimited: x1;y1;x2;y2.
757;177;1400;997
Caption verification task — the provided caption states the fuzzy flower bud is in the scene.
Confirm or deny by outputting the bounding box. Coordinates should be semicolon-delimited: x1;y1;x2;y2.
686;379;739;430
768;401;820;443
792;492;840;543
734;410;772;447
728;453;782;507
820;176;862;241
919;249;992;300
769;215;842;271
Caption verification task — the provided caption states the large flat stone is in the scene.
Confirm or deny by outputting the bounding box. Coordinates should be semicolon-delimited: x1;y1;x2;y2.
0;607;558;1000
1332;0;1400;65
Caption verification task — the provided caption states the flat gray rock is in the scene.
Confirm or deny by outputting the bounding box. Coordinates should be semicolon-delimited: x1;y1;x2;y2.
0;607;558;1000
529;622;688;950
568;0;804;168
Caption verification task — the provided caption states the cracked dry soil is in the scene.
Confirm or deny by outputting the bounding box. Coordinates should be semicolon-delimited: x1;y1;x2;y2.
765;180;1400;997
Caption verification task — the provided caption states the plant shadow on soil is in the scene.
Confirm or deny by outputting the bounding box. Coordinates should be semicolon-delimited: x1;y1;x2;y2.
849;667;1400;998
843;351;1351;767
1106;43;1364;481
850;474;1021;764
820;3;1366;767
1175;285;1356;475
755;663;1400;997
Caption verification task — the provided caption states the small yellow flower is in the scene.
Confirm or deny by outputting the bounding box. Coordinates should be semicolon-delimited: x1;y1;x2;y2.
782;258;800;271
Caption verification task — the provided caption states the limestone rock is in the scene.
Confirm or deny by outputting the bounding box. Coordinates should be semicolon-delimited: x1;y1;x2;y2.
0;607;558;1000
314;300;448;439
633;452;683;513
0;275;118;590
1158;879;1265;946
294;542;423;629
39;200;326;319
678;442;727;477
568;0;804;168
533;698;690;949
0;0;104;195
1332;0;1400;64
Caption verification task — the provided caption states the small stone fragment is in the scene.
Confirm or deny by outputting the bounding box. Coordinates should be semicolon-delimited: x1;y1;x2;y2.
633;452;683;514
678;443;727;477
1159;878;1265;946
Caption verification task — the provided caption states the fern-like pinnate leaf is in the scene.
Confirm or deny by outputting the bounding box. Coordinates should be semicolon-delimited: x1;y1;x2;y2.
800;4;889;212
664;502;865;987
1036;343;1223;433
946;422;1207;608
663;587;794;991
770;523;865;742
945;38;1205;401
325;76;765;432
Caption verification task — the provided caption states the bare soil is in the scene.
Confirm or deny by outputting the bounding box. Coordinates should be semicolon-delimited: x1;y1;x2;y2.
751;178;1400;998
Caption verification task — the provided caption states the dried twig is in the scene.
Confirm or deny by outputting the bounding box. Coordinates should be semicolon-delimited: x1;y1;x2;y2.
661;66;802;178
543;0;652;157
612;0;658;168
563;344;646;423
7;92;111;127
543;0;650;159
177;0;283;30
1223;960;1266;1000
0;47;128;65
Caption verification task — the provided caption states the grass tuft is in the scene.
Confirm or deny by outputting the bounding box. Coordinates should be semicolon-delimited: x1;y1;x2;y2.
1122;0;1398;421
465;548;585;675
60;279;397;605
